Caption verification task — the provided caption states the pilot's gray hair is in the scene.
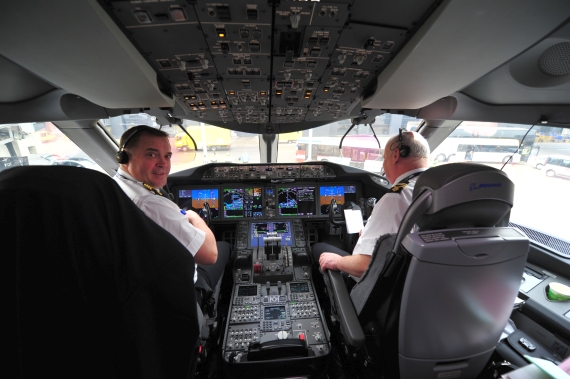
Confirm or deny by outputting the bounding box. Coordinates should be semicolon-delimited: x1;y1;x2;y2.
387;131;430;158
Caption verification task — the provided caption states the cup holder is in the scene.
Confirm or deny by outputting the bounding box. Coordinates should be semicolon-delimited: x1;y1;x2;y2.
544;283;570;302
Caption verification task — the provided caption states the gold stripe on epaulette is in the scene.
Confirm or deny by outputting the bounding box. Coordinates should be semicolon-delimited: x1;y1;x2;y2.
391;183;408;192
143;183;163;196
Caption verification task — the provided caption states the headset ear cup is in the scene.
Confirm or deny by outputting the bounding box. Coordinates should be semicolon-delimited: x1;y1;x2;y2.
399;145;411;157
116;150;128;164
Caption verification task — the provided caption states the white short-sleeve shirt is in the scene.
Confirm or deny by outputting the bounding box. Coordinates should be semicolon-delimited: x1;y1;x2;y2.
114;168;205;282
352;168;426;257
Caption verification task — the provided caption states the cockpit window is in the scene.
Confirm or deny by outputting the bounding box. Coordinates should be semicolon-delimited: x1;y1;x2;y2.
277;114;423;174
102;113;259;173
431;121;570;243
0;122;104;173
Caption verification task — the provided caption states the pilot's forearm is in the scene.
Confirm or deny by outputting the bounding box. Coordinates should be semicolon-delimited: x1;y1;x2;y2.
320;252;371;278
185;211;218;265
336;254;371;278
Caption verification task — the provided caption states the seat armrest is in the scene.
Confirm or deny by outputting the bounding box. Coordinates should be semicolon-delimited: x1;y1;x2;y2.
327;270;365;348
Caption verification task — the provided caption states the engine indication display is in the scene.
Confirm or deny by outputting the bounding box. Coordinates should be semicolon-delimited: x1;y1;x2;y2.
250;221;292;247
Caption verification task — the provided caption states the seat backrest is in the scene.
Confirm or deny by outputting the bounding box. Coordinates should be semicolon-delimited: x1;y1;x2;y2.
3;166;200;379
350;163;529;379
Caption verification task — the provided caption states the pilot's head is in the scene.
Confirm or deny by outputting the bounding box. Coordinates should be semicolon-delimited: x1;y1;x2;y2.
383;130;430;184
117;125;171;188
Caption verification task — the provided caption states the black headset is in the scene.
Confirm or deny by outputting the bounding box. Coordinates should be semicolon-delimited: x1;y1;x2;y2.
116;127;144;164
397;128;411;157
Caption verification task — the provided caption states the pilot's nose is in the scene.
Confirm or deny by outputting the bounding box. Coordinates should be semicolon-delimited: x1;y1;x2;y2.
157;155;168;167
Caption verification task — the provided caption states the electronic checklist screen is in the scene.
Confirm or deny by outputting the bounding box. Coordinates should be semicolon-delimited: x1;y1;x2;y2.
249;221;292;247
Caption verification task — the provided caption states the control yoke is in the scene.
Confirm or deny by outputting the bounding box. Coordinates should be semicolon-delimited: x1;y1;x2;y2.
328;199;344;226
202;202;212;226
329;199;366;226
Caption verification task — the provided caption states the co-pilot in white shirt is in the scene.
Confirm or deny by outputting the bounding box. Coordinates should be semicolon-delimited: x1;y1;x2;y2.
352;168;427;258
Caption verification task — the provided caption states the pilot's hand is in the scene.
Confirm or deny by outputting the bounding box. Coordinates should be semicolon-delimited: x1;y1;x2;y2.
319;253;343;272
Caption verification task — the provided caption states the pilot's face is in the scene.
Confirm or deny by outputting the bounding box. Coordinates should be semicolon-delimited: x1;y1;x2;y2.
125;134;172;188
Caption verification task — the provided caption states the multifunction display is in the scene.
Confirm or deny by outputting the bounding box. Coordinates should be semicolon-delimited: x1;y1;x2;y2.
223;187;263;218
319;185;357;215
174;183;359;221
237;285;258;297
289;282;310;293
178;188;220;219
264;306;287;320
250;221;292;247
277;186;316;216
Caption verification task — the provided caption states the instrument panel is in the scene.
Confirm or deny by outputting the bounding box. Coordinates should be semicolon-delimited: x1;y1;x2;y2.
173;181;360;220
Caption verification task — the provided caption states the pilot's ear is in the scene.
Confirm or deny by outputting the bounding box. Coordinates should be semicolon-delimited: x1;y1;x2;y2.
391;146;401;163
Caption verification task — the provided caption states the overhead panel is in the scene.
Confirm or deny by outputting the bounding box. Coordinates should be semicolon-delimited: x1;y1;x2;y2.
99;0;442;131
191;0;273;125
271;2;350;126
308;23;406;122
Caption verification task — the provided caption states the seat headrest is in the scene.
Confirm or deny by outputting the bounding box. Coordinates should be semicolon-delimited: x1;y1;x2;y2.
412;163;514;230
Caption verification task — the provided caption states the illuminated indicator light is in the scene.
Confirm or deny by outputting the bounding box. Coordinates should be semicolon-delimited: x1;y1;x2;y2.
229;91;236;95
323;87;330;92
189;103;196;107
260;91;266;96
276;90;282;96
184;96;189;100
216;28;227;38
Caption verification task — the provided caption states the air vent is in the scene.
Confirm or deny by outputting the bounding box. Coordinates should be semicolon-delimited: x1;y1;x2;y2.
538;42;570;77
509;222;570;258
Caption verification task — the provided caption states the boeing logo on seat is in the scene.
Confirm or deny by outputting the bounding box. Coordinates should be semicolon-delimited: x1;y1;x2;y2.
469;182;502;191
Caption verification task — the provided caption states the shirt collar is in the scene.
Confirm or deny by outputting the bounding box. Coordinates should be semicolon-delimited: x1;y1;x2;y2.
392;167;428;186
116;167;142;184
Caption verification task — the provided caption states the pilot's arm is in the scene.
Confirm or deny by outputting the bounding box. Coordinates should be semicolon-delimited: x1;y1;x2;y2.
319;253;371;278
184;210;218;265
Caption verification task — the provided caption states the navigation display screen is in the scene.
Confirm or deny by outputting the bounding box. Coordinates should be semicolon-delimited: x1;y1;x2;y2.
237;285;258;297
178;188;220;219
277;186;316;216
223;187;263;218
319;185;357;215
290;282;310;293
250;221;292;247
264;306;286;320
